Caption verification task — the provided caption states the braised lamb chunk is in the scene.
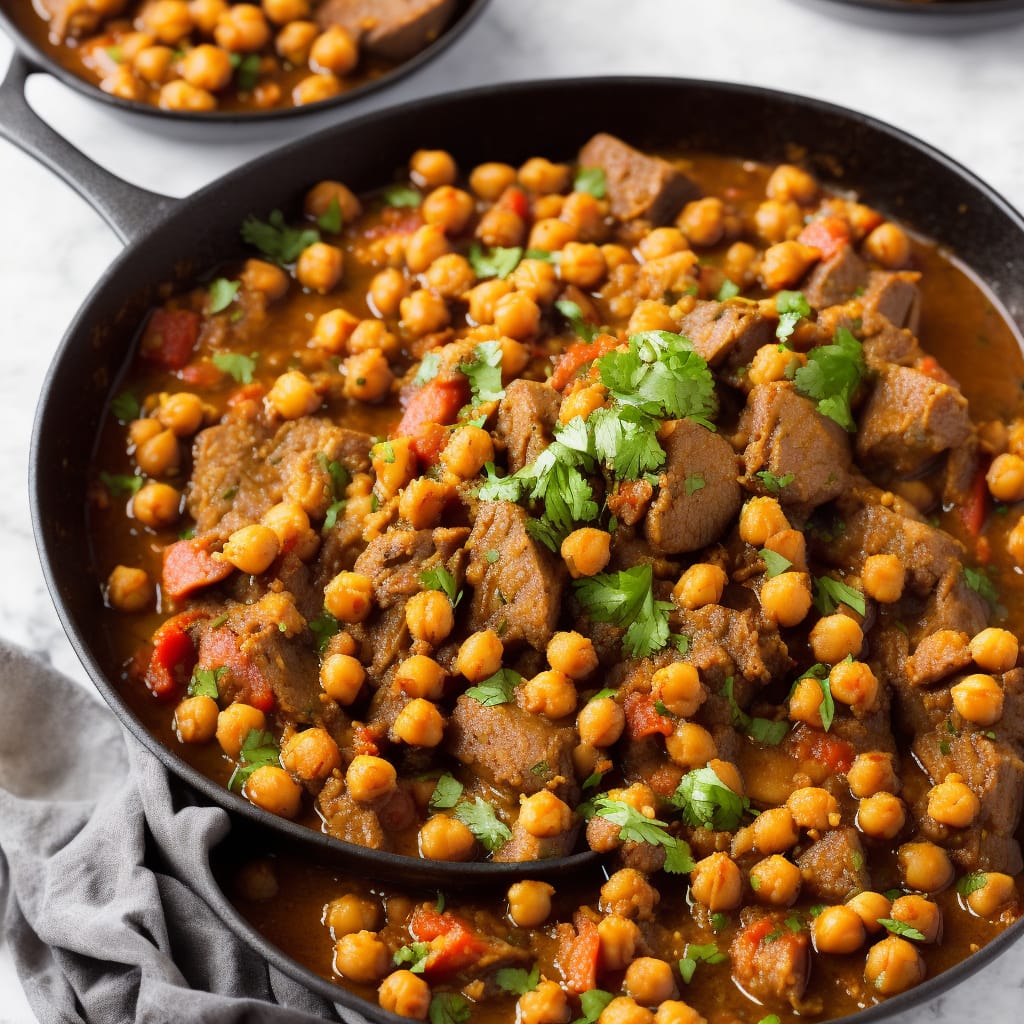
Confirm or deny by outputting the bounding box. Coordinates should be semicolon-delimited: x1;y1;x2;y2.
315;0;457;60
495;379;562;474
318;777;388;849
644;419;743;555
730;911;810;1008
861;322;922;371
447;695;578;803
907;630;973;687
856;366;971;478
801;244;869;310
577;133;699;224
464;501;564;650
493;817;581;863
739;382;851;509
861;270;922;334
676;300;775;369
797;828;871;901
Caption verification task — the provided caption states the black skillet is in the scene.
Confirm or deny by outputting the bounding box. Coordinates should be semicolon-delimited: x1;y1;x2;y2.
789;0;1024;30
2;66;1024;894
0;0;489;124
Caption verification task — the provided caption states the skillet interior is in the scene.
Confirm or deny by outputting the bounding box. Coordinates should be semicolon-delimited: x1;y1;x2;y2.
30;77;1024;883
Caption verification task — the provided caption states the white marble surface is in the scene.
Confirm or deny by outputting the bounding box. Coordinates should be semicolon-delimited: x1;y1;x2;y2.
1;0;1024;1019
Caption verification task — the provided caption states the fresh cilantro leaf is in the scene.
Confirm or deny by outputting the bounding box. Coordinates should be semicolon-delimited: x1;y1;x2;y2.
105;44;123;63
589;688;619;702
796;663;835;731
100;472;143;497
383;184;422;208
453;797;512;852
375;440;397;464
760;548;793;578
228;729;280;791
468;243;523;280
316;452;350;500
758;1017;782;1024
574;990;615;1024
323;500;346;531
309;610;340;652
877;918;925;941
419;565;462;607
957;872;988;897
241;209;319;265
530;760;550;776
110;391;140;421
317;195;343;234
684;473;706;496
813;575;866;616
785;914;804;932
711;913;730;931
429;993;471;1024
465;668;521;707
940;739;951;755
573;166;607;198
670;765;750;831
587;406;666;480
495;965;540;996
671;633;690;654
212;351;257;384
484;548;500;563
413;352;441;387
717;279;740;302
393;942;432;973
592;795;695;873
210;612;229;629
775;290;811;344
810;904;826;917
678;943;727;983
178;526;196;540
525;248;559;263
794;327;865;431
581;770;604;791
429;773;464;810
188;665;226;699
460;340;506;404
573;564;674;659
208;277;241;314
963;566;999;606
722;676;788;746
435;891;446;912
755;470;795;494
231;52;261;91
556;298;598;342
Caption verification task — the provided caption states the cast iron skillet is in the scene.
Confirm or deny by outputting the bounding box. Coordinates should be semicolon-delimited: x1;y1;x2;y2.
0;0;488;124
788;0;1024;31
2;67;1024;893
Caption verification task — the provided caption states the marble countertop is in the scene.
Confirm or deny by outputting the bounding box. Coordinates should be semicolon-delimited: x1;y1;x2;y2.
1;0;1023;1019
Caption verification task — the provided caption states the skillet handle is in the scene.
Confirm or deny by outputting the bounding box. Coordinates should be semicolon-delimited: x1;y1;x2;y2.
0;51;176;246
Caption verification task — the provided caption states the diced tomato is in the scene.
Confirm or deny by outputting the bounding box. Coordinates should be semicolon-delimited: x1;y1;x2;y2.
197;626;276;713
394;377;469;456
179;360;223;389
557;911;600;994
409;908;488;977
787;725;855;774
960;464;989;539
607;477;654;527
140;308;201;370
496;185;529;220
916;354;959;389
797;217;850;261
549;334;621;392
409;421;450;466
352;723;380;757
226;382;266;406
623;691;674;739
162;537;234;601
143;610;207;699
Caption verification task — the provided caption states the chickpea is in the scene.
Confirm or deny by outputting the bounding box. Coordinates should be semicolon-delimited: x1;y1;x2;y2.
131;481;181;529
506;880;554;927
927;773;980;828
326;893;380;937
898;841;954;893
378;971;431;1020
441;425;493;479
292;72;341;105
813;905;866;954
519;980;571;1024
399;477;449;529
174;694;219;743
135;427;180;476
220;524;280;574
346;318;399;356
857;792;906;840
178;43;231;91
654;1002;706;1024
848;752;897;799
454;631;503;684
637;227;687;261
547;631;598;680
673;563;727;610
739;497;789;546
424;253;476;299
578;697;625;748
266;370;320;419
346;755;396;803
516;791;572;838
748;343;805;385
559;384;607;424
652;662;705;718
765;164;818;204
156;392;204;436
519;158;570;194
560;527;611;578
395;654;446;700
891;894;942;943
410;150;457;189
465;162;514;201
263;0;309;23
309;308;357;354
678;197;725;247
334;930;389;984
404;590;454;646
295;242;343;293
788;787;839;830
493;292;541;340
790;673;826;728
665;722;717;769
627;299;677;335
106;564;154;613
829;659;879;710
970;627;1019;673
599;998;653;1024
751;807;799;854
422;186;475;235
372;437;416;500
281;728;340;781
749;855;802;906
405;223;448;274
245;765;302;818
529;217;575;252
690;852;743;911
625;958;676;1006
722;241;759;289
304;180;360;228
966;872;1018;918
419;814;476;861
510;258;558;305
400;289;450;336
863;222;911;270
320;653;365;704
324;571;374;623
986;451;1024;503
600;868;660;921
260;500;317;558
368;267;407;317
392;698;446;747
561;191;606;241
213;3;270;51
189;0;229;34
1008;516;1024;564
142;0;193;43
754;199;802;244
951;673;1004;726
519;670;577;719
847;891;892;934
309;26;357;75
861;553;905;603
763;529;807;572
760;571;813;627
241;258;289;300
465;279;512;324
598;914;641;970
216;703;266;758
559;242;607;289
133;44;174;84
864;935;926;995
761;240;819;291
810;613;864;664
128;417;162;448
476;206;526;248
344;349;393;402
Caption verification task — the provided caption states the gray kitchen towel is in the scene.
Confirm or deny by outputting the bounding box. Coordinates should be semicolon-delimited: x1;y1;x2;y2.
0;640;354;1023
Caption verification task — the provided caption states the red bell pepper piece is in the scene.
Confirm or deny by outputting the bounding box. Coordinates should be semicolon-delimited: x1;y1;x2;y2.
797;217;850;261
495;185;529;220
557;911;601;993
409;908;488;977
179;360;223;389
144;610;207;699
549;334;621;392
787;724;855;774
394;378;469;462
198;626;276;712
140;309;201;370
960;464;989;540
162;538;233;601
623;691;674;739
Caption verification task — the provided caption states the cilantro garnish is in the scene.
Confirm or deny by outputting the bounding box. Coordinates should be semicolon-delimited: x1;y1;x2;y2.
316;452;350;502
460;340;506;404
582;770;605;791
468;244;523;280
530;760;550;776
208;277;240;314
963;566;999;606
323;500;345;531
722;676;788;746
464;668;522;707
760;548;793;578
813;575;866;616
435;892;446;912
393;942;432;973
228;729;281;791
525;248;559;263
317;195;343;234
573;564;675;659
555;298;598;342
110;391;140;421
484;548;500;563
758;1016;782;1024
590;795;695;874
793;327;865;431
230;52;261;91
105;44;123;63
589;688;618;702
574;166;607;198
877;918;925;941
453;797;512;852
413;352;441;387
586;406;667;481
212;351;257;384
678;943;727;983
383;184;422;208
309;610;340;652
684;473;706;496
241;210;319;265
796;663;835;731
188;665;226;700
572;990;615;1024
429;993;471;1024
429;773;464;810
957;872;988;897
755;470;795;494
419;565;462;607
775;290;811;344
100;472;143;498
717;279;740;302
670;765;750;831
495;965;540;995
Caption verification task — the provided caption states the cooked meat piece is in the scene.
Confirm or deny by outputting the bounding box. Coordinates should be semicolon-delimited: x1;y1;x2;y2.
577;133;698;224
644;419;742;555
907;630;972;687
496;379;562;473
315;0;457;60
635;251;700;302
677;300;775;369
862;322;922;371
447;695;578;803
802;244;868;310
730;912;810;1008
493;819;580;862
464;501;564;650
318;777;388;849
856;366;971;478
739;382;851;509
861;270;922;334
797;828;871;901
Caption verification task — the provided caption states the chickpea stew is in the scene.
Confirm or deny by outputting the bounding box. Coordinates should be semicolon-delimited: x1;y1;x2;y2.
17;0;464;114
91;135;1024;1019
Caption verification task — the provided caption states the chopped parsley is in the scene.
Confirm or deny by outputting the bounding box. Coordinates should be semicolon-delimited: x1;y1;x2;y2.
755;470;795;494
793;327;865;431
495;965;540;995
877;918;925;941
231;52;261;91
104;44;123;63
963;566;999;606
813;575;865;616
464;668;522;707
110;391;140;421
723;676;788;746
590;795;695;874
573;990;615;1024
316;453;349;502
775;290;811;344
228;729;281;791
711;912;730;931
429;993;471;1024
419;565;463;607
100;472;143;498
684;473;706;496
670;765;750;831
589;688;618;702
208;277;241;314
678;943;727;983
429;773;464;810
573;564;675;659
957;872;988;897
212;351;257;384
460;340;506;404
188;665;226;700
468;244;523;280
317;195;343;234
573;166;607;198
308;610;340;652
716;279;740;302
383;184;422;208
453;797;512;852
530;760;550;776
393;942;432;973
758;1017;782;1024
413;351;441;387
323;500;346;531
555;298;598;342
525;247;559;263
586;406;667;481
241;209;319;265
760;548;793;578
